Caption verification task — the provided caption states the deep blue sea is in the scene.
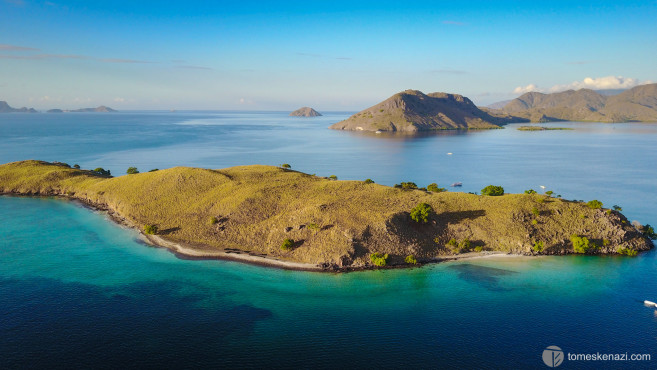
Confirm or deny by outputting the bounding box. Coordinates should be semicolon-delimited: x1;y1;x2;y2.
1;111;657;368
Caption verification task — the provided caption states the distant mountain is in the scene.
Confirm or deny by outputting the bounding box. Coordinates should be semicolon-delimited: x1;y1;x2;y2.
501;84;657;122
290;107;322;117
46;106;117;113
0;101;37;113
486;99;513;109
330;90;524;132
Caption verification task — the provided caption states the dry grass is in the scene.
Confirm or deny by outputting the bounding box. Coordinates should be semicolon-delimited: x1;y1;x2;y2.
0;160;652;267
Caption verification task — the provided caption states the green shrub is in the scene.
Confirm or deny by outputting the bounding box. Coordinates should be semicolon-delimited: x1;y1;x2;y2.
73;164;80;169
404;255;418;264
474;246;483;253
531;207;540;216
644;224;657;239
281;238;294;251
481;185;504;196
447;238;458;248
533;241;544;252
571;235;592;253
126;167;139;174
524;189;537;194
144;224;158;235
531;219;538;225
370;252;389;267
329;175;338;180
587;200;603;209
308;223;320;230
394;182;418;190
280;164;291;169
410;202;434;223
545;190;553;197
618;248;638;256
149;169;159;172
208;216;218;225
93;167;111;176
458;239;471;252
612;205;622;211
427;183;446;192
364;178;375;184
602;239;610;246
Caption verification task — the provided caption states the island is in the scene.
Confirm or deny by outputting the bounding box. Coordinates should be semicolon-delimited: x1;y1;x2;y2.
0;101;37;113
290;107;322;117
517;126;573;131
0;160;653;271
329;90;525;132
47;106;117;113
495;83;657;123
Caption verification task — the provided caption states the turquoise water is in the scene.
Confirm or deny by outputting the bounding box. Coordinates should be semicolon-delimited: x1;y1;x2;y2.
1;112;657;368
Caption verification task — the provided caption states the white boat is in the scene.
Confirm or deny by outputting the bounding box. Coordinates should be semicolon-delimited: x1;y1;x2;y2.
451;182;462;187
644;300;656;307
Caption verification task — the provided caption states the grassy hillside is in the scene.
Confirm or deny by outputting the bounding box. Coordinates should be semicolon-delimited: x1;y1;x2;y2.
0;160;652;269
501;84;657;123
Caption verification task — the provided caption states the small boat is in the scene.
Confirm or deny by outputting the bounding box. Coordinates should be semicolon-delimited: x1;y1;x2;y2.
644;300;657;307
447;152;453;155
451;182;462;187
375;130;382;134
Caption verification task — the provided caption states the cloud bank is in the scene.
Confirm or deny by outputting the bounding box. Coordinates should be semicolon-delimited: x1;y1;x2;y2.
514;76;654;94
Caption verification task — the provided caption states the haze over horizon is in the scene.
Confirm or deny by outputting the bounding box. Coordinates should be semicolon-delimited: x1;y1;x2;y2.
1;0;655;110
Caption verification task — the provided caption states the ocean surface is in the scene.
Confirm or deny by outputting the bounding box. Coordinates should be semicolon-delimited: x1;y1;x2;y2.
1;111;657;368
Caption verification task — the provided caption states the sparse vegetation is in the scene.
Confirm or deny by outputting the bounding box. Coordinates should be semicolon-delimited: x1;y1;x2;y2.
73;164;80;169
644;224;657;239
329;175;338;180
613;205;622;211
481;185;504;196
209;216;218;225
93;167;111;176
474;246;483;252
427;183;446;192
149;169;159;172
618;248;638;256
447;238;458;248
281;238;294;251
370;252;389;267
587;200;603;209
394;182;418;190
524;189;537;194
545;190;553;197
405;255;418;264
364;179;375;184
126;167;139;175
144;224;158;235
531;207;540;216
533;241;544;252
280;164;291;169
457;239;472;253
410;202;434;223
571;235;593;254
308;223;320;231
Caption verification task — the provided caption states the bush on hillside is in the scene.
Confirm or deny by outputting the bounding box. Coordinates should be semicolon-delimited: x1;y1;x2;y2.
281;238;294;251
144;224;158;235
410;202;434;223
394;182;418;190
370;252;389;267
481;185;504;196
427;183;446;192
126;167;139;174
571;235;593;253
587;200;603;209
405;255;418;264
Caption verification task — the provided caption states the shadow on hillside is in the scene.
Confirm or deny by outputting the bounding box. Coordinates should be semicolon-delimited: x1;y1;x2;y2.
439;210;486;223
159;227;181;235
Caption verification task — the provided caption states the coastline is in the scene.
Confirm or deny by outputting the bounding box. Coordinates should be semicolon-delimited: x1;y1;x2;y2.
1;192;526;273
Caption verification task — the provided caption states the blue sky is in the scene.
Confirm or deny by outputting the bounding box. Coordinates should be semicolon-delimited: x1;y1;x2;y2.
1;0;656;110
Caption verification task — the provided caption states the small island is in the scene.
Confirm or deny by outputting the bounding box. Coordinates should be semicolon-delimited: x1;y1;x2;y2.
290;107;322;117
0;101;37;113
0;160;652;271
47;106;117;113
517;126;573;131
329;90;525;132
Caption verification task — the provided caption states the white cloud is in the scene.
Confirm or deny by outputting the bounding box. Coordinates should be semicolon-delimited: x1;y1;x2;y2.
514;76;654;95
513;84;541;94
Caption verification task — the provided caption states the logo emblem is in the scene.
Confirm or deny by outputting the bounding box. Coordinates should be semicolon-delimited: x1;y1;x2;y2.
542;346;564;367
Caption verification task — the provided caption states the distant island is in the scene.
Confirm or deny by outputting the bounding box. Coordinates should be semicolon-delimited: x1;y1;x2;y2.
495;83;657;123
290;107;322;117
0;101;37;113
517;126;573;131
1;160;652;271
329;90;525;132
47;106;117;113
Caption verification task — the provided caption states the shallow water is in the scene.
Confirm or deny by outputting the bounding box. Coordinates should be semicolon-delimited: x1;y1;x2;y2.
1;112;657;368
